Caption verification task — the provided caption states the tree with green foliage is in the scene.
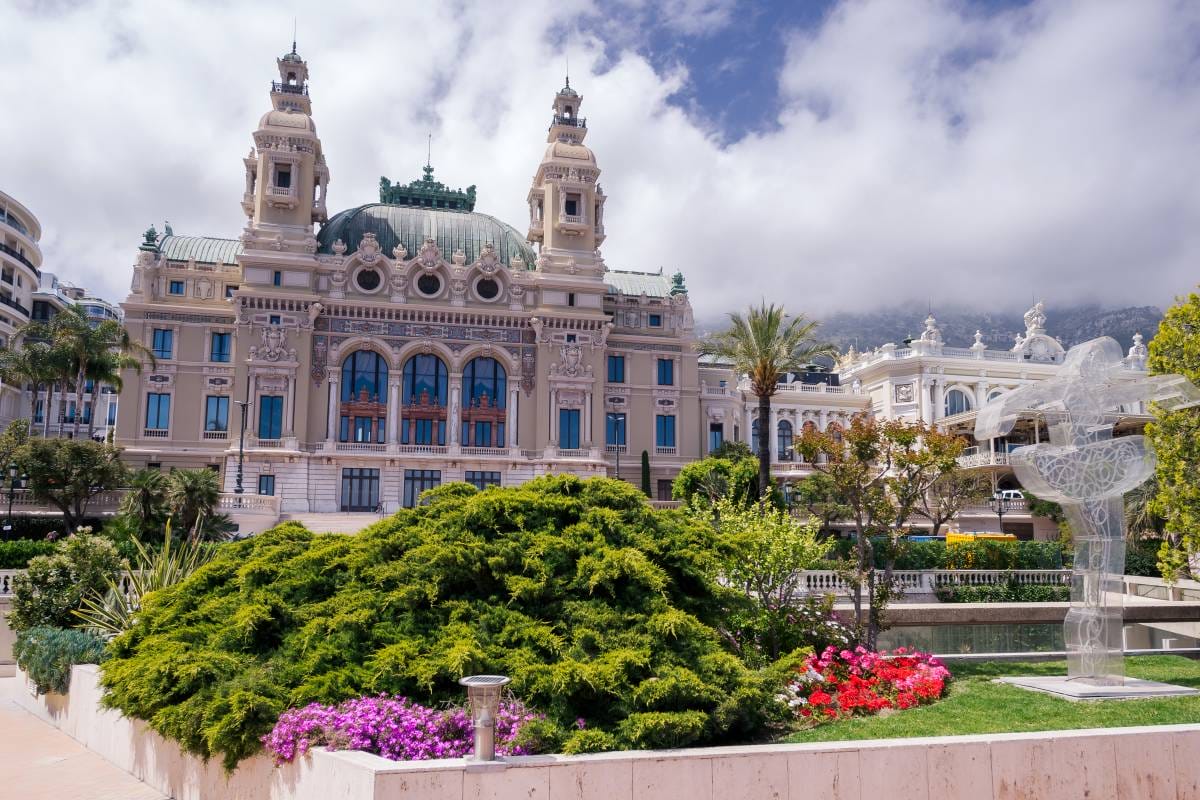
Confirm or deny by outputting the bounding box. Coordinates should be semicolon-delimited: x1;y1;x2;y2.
100;476;795;768
1145;292;1200;579
17;438;127;531
796;417;964;647
9;532;123;632
697;303;836;500
640;449;651;496
0;342;68;435
709;440;753;461
917;471;990;537
672;455;781;510
19;304;153;439
119;468;169;536
165;468;231;541
792;473;852;534
702;497;827;663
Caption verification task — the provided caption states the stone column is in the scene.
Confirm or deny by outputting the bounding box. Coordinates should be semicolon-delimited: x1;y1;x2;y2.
386;377;400;443
325;375;339;443
583;389;593;447
508;386;518;448
933;379;945;422
975;381;989;410
743;406;753;445
919;379;932;425
283;376;294;437
818;409;828;432
549;389;558;445
448;375;462;445
769;406;779;462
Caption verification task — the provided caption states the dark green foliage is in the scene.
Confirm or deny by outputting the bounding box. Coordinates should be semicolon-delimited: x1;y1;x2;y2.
14;626;107;694
0;538;57;568
0;516;106;541
1125;541;1163;578
935;582;1070;603
640;450;651;496
827;538;1065;570
16;438;127;530
709;440;753;461
100;476;788;769
672;456;782;509
9;533;123;632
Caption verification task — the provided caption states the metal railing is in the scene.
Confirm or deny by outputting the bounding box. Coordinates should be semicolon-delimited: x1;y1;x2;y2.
0;241;37;275
0;294;29;316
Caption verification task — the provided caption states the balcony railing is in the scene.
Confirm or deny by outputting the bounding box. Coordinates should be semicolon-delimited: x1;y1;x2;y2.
217;493;281;515
395;444;447;455
957;451;1011;469
655;446;677;456
270;81;308;95
559;213;584;225
605;445;628;455
142;428;170;438
556;448;591;458
202;430;229;441
0;241;37;275
0;294;28;317
267;185;297;197
551;115;586;128
460;446;508;456
333;442;387;453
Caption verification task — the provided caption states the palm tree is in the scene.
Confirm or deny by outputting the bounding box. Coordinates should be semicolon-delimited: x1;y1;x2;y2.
83;350;140;440
20;305;153;439
166;468;222;541
697;303;836;500
120;467;169;535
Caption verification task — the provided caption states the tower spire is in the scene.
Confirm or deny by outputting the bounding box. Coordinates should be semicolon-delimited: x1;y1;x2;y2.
291;18;297;55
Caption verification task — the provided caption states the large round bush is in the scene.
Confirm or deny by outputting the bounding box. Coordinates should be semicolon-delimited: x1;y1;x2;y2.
101;476;791;768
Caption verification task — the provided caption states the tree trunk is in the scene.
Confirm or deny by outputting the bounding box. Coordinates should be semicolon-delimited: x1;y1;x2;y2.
42;382;53;438
756;393;771;501
73;366;86;439
86;384;98;440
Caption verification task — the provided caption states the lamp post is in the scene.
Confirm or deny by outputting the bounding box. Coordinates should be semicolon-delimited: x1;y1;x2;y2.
3;462;17;538
988;491;1012;535
459;675;511;761
234;368;252;499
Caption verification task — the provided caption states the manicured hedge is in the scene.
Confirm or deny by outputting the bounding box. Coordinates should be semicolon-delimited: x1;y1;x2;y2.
828;538;1067;570
0;538;57;568
101;476;794;769
934;583;1070;603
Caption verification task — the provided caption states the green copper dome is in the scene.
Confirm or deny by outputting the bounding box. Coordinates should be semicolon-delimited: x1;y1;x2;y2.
316;204;537;269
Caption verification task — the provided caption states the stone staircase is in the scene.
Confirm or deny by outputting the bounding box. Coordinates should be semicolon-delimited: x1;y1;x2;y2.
276;512;387;534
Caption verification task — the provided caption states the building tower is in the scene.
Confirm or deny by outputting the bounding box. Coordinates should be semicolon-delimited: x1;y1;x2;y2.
241;43;330;245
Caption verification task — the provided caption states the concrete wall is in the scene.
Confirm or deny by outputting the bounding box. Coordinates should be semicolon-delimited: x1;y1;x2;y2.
0;599;13;677
14;664;1200;800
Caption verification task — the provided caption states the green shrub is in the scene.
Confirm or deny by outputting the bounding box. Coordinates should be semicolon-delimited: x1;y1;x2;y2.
1125;542;1162;578
101;476;789;769
14;626;107;694
935;582;1070;603
828;538;1066;570
0;539;57;568
9;533;123;633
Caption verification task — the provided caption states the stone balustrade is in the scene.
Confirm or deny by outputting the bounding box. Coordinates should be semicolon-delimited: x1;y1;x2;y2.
798;568;1071;597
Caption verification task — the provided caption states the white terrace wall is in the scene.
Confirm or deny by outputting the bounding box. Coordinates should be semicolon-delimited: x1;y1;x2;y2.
14;664;1200;800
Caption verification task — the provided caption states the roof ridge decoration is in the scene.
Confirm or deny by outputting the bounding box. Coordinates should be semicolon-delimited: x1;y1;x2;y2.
378;164;477;211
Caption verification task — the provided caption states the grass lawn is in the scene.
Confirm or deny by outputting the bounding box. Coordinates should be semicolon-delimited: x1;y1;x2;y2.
780;655;1200;744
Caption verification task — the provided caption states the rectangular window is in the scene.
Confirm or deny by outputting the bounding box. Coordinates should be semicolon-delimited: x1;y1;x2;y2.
709;422;724;453
657;358;674;386
341;468;380;511
403;469;441;508
145;393;170;430
269;314;281;325
465;471;501;491
257;475;276;496
204;396;229;432
564;194;579;217
65;401;76;423
559;408;581;450
225;285;238;299
107;402;117;425
83;401;91;424
606;412;626;446
33;399;43;424
210;332;231;362
272;270;282;287
567;292;576;307
275;165;291;189
257;395;284;440
169;280;184;296
607;355;625;383
648;313;662;327
657;479;674;502
151;328;173;360
655;414;676;448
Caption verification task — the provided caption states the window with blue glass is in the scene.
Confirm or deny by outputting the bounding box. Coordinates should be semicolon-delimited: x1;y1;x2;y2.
151;328;173;359
559;408;581;449
169;280;184;295
648;313;662;327
145;393;170;430
607;355;624;383
269;314;281;325
465;471;501;490
210;332;231;363
33;399;43;424
605;412;626;446
709;422;723;453
106;402;117;425
257;474;275;496
777;420;794;462
340;350;388;443
655;414;676;448
401;354;448;445
82;402;91;424
257;395;284;440
751;418;762;453
656;358;674;386
461;357;506;447
272;270;282;287
204;396;229;432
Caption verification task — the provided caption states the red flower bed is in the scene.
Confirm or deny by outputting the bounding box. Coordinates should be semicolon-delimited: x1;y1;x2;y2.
781;646;950;724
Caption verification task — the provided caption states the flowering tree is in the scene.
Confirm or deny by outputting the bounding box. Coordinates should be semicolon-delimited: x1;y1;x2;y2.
795;417;965;647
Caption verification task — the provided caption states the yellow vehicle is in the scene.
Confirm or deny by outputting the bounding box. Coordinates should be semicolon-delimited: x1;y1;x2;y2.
945;532;1018;544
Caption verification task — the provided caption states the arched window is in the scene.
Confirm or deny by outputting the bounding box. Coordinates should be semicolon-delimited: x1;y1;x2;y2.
462;357;507;447
339;351;388;443
777;420;794;462
945;388;973;417
401;354;448;445
827;421;843;444
751;416;762;454
987;389;1005;403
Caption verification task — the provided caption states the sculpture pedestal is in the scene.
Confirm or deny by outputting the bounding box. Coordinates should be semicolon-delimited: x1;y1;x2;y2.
998;675;1198;701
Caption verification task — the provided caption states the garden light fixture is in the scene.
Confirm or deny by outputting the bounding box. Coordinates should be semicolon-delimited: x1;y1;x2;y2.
458;674;511;761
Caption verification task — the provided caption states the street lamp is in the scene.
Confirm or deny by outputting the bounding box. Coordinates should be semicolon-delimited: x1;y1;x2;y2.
988;491;1012;535
607;412;625;479
234;367;252;499
3;462;17;537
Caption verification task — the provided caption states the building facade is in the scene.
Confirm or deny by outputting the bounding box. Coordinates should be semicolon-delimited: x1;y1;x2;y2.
0;189;41;428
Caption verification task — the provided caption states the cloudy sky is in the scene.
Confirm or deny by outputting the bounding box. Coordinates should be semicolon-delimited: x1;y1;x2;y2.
2;0;1198;321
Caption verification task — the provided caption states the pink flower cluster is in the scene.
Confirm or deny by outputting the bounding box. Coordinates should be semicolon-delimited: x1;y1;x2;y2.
780;646;950;724
262;695;542;765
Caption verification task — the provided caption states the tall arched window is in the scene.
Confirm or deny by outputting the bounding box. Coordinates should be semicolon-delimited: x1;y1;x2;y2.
461;357;507;447
401;354;448;445
945;388;973;417
751;416;762;454
777;420;794;462
339;351;388;443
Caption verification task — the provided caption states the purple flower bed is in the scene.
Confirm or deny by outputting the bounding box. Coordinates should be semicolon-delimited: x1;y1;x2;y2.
262;695;542;765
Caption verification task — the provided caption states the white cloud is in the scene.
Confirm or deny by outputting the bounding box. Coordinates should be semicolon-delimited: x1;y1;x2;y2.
1;0;1198;323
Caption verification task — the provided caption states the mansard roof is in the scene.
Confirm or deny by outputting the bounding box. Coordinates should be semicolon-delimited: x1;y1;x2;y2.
158;235;245;265
603;269;672;298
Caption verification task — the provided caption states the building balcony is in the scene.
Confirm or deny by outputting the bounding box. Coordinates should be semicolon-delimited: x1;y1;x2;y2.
551;115;586;129
0;242;39;277
655;446;677;456
142;428;170;438
556;447;593;458
605;444;628;455
270;81;308;96
957;448;1011;469
265;185;298;209
202;430;229;441
459;446;510;457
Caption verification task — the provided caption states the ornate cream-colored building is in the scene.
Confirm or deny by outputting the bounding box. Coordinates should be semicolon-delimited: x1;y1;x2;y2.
0;189;41;427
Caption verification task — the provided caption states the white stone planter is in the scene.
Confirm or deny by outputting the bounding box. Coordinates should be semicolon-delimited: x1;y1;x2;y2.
14;664;1200;800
